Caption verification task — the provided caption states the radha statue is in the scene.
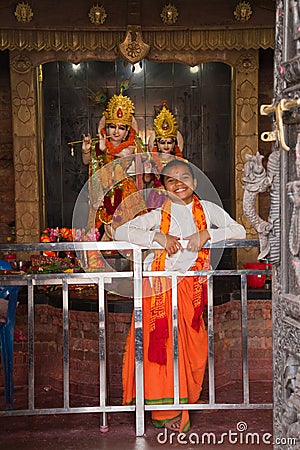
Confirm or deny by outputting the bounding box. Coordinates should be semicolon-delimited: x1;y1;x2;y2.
145;105;184;210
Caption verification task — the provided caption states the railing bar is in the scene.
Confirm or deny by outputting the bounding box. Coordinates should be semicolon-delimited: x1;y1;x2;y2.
172;275;179;404
0;402;272;417
207;275;215;405
241;273;249;405
62;280;69;409
98;277;108;430
133;248;144;437
0;238;260;253
145;402;273;411
27;279;35;410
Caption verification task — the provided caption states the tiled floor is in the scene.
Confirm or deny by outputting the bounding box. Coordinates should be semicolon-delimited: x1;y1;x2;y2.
0;381;273;450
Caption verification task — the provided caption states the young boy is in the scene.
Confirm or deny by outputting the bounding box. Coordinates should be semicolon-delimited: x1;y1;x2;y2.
114;159;246;433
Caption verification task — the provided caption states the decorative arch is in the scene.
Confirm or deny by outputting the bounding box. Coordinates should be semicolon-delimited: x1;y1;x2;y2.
10;45;259;264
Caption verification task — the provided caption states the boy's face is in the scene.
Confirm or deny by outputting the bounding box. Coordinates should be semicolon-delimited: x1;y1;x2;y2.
163;164;196;204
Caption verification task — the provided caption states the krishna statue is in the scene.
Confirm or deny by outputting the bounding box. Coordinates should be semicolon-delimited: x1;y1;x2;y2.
81;87;147;240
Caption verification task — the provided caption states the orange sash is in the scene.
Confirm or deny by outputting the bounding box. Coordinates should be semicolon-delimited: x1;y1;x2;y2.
149;195;210;365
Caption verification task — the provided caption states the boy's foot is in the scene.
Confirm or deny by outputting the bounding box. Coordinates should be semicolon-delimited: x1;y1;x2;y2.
165;416;181;432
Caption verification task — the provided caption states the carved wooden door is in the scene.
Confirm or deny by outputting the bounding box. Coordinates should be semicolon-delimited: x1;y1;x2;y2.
268;1;300;447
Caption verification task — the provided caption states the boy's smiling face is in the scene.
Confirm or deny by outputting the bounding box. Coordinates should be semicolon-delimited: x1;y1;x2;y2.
163;164;196;204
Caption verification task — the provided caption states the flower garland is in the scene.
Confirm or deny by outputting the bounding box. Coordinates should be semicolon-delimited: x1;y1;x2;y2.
40;227;100;243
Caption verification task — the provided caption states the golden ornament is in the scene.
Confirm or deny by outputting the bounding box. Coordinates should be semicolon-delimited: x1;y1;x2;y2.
103;89;134;126
153;106;178;140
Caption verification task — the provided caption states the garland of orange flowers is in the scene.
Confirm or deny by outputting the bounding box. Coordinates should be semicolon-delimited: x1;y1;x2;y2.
151;144;183;173
148;195;210;365
101;126;136;155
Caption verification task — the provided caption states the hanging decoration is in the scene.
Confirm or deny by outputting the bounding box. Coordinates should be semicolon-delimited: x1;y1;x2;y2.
14;2;33;23
160;3;179;25
88;4;107;25
233;2;252;22
119;25;150;65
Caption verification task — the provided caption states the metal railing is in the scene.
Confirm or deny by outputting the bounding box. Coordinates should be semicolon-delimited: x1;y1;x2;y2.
0;240;272;436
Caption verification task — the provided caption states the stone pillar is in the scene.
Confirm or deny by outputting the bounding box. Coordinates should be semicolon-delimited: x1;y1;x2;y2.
10;51;41;243
233;50;260;265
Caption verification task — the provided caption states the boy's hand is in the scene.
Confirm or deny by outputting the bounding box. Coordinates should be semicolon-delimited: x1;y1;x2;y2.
184;230;210;252
154;232;183;256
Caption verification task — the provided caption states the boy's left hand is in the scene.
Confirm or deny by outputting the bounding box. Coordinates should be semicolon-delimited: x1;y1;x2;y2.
184;230;210;252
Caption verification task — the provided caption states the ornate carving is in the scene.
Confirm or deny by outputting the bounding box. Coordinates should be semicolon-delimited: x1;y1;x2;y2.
236;79;257;122
287;180;300;288
287;180;300;257
267;150;280;265
242;152;273;259
15;146;36;190
233;2;252;22
160;4;179;25
285;294;300;324
273;0;284;102
273;300;300;448
282;353;299;437
14;2;33;23
12;81;34;124
236;54;257;73
281;57;300;86
118;26;150;64
16;211;38;239
0;29;274;53
10;54;33;74
88;4;107;25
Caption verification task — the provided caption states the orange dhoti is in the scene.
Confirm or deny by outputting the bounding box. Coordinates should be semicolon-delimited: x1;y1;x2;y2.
122;275;208;433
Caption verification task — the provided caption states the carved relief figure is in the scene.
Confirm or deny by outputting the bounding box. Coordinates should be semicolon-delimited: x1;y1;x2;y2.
242;151;273;259
287;180;300;287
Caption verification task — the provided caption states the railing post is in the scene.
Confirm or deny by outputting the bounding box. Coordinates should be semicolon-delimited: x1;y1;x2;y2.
171;274;179;404
241;273;249;405
207;275;215;405
28;278;35;410
133;247;144;436
98;276;108;431
62;279;69;409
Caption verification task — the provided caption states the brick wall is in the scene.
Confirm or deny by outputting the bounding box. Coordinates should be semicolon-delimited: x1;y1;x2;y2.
1;299;272;405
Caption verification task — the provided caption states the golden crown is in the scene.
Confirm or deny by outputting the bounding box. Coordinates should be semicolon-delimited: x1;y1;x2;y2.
103;90;134;127
153;106;178;140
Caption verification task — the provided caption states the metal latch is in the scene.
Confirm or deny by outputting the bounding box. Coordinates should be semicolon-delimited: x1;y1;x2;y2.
260;98;300;151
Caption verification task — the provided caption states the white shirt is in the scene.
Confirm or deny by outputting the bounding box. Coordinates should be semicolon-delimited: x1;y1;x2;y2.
114;199;246;272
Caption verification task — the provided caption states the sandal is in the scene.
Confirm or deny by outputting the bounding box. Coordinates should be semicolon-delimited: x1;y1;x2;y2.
164;415;181;432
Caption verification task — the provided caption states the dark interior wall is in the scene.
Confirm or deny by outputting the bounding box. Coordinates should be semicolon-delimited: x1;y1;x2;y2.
0;50;14;242
42;60;231;228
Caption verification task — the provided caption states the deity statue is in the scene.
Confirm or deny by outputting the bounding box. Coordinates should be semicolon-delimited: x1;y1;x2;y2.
145;105;184;210
81;88;147;240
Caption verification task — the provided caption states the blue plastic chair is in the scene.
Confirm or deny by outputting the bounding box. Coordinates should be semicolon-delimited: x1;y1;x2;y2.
0;260;19;410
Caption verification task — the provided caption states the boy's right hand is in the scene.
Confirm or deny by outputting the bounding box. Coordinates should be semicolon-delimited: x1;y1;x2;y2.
154;232;182;256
